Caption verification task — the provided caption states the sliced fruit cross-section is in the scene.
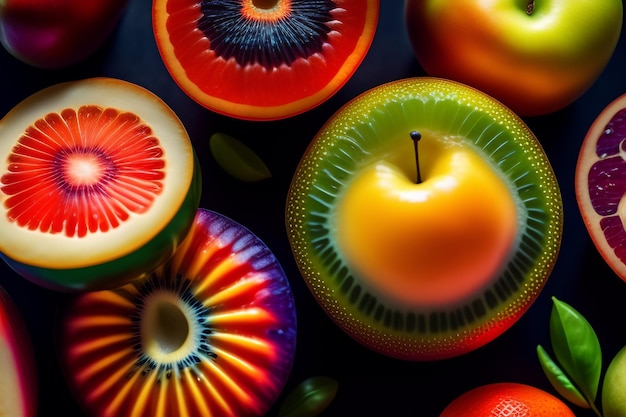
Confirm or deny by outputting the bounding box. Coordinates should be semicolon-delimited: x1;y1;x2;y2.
0;78;201;291
152;0;379;120
60;208;297;417
576;93;626;282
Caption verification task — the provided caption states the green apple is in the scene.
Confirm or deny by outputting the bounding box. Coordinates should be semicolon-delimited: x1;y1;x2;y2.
404;0;624;116
603;345;626;417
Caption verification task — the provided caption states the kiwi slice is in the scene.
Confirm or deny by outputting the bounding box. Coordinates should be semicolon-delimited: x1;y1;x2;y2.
0;78;201;291
285;77;563;360
59;208;297;417
152;0;380;120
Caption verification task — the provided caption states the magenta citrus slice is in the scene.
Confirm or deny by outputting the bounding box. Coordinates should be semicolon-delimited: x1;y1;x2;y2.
0;286;37;417
152;0;379;121
59;208;297;417
575;93;626;282
0;78;201;291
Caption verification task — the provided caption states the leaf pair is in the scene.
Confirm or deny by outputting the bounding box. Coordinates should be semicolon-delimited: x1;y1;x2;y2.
537;296;603;416
209;133;272;182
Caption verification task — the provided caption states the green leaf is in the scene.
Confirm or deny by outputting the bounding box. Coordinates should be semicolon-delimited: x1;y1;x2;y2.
537;344;590;408
278;376;339;417
549;296;602;404
209;132;272;182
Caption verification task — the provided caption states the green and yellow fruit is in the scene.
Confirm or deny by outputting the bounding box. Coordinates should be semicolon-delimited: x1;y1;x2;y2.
286;77;563;360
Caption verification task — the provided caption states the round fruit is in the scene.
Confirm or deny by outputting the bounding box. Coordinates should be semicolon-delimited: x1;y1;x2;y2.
152;0;379;121
285;77;563;360
575;93;626;282
0;78;201;291
404;0;624;117
603;344;626;417
59;208;297;417
0;286;37;417
440;383;575;417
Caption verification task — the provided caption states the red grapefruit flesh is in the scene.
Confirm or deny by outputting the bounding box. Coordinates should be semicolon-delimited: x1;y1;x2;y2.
152;0;379;121
575;94;626;282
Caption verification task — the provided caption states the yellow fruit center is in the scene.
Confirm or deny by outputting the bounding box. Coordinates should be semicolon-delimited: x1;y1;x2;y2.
333;132;519;307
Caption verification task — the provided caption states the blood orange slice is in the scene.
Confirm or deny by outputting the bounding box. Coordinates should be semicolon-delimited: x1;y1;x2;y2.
152;0;379;121
575;93;626;282
0;78;201;291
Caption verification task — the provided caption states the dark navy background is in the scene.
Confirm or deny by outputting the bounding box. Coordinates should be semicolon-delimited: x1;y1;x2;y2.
0;2;625;416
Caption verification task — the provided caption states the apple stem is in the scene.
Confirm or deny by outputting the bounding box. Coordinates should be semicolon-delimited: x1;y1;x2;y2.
410;131;422;184
526;0;535;15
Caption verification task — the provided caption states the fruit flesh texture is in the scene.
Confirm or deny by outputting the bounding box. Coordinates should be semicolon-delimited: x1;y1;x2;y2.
0;78;200;291
575;94;626;282
405;0;624;116
440;382;575;417
153;0;379;120
61;209;297;417
334;131;518;307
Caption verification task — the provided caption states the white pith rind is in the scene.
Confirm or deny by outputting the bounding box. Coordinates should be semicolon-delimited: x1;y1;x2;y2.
0;78;195;269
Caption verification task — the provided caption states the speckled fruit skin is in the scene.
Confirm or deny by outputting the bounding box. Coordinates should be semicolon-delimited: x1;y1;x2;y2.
440;383;575;417
404;0;623;116
286;77;563;361
0;286;37;417
575;93;626;283
0;0;129;68
602;345;626;417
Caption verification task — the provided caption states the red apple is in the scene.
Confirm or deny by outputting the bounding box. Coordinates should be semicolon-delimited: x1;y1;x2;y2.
0;0;129;69
404;0;624;116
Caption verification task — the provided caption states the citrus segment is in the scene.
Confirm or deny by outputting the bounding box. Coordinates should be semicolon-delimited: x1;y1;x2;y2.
0;78;201;291
575;94;626;281
153;0;379;120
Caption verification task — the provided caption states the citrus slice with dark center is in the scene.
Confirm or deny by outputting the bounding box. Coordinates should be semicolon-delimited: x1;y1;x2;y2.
152;0;379;121
575;93;626;282
60;208;297;417
0;78;201;291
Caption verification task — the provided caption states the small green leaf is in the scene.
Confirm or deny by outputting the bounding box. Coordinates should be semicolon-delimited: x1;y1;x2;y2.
537;344;589;408
209;132;272;182
549;296;602;404
278;376;339;417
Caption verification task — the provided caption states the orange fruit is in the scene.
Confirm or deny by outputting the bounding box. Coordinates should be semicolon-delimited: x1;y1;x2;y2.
575;93;626;282
440;383;575;417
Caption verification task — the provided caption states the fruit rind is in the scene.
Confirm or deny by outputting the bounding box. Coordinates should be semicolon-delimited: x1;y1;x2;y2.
286;77;563;360
0;77;201;290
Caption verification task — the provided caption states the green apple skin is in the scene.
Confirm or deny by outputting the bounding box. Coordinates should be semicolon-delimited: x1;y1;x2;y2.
0;0;129;69
404;0;624;116
603;344;626;417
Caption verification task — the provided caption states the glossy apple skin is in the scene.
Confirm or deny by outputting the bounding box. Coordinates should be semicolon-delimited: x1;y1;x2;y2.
405;0;623;116
0;0;129;68
0;286;36;417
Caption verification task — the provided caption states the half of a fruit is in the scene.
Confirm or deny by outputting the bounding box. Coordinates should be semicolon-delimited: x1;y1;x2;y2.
152;0;379;121
0;78;202;291
59;208;297;417
286;77;563;360
575;93;626;282
0;286;37;417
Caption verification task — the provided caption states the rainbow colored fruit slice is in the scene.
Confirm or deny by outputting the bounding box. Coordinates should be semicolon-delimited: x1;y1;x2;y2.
0;78;201;291
60;208;297;417
0;286;37;417
152;0;379;121
575;93;626;282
